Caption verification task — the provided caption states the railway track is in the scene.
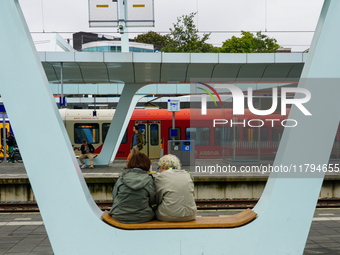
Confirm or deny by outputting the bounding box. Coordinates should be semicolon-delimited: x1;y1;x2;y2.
1;198;340;213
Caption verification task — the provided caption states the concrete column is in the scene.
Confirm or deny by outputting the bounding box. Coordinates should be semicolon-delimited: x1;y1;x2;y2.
93;84;145;165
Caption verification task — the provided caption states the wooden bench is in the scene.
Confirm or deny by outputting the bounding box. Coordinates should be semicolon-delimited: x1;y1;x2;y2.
101;209;257;230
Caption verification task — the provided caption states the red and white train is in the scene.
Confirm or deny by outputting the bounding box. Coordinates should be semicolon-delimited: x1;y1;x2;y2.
58;108;340;160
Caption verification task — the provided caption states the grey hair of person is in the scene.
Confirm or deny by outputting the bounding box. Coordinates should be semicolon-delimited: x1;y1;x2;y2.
158;154;181;170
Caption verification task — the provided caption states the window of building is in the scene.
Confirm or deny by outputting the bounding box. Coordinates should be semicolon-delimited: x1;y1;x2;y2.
83;46;153;52
129;47;153;52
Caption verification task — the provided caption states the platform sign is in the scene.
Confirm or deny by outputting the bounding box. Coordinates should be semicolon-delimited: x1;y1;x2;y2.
88;0;119;27
88;0;154;27
170;129;178;137
125;0;154;27
168;99;180;112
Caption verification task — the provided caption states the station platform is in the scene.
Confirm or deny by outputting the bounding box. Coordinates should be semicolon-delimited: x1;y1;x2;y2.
0;208;339;255
1;161;340;254
1;159;340;202
1;159;340;179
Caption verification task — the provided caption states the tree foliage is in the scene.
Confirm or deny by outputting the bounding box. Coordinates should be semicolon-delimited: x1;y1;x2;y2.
134;31;169;46
221;31;280;53
162;12;214;53
134;16;281;53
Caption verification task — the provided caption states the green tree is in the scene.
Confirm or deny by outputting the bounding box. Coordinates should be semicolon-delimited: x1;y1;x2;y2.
221;31;280;53
162;12;214;53
134;31;169;46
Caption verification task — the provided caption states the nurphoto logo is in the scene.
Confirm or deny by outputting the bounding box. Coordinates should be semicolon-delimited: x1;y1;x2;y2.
198;83;312;128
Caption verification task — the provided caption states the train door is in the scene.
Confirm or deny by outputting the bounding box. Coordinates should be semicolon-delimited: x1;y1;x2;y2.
0;123;10;144
148;122;161;158
135;121;161;159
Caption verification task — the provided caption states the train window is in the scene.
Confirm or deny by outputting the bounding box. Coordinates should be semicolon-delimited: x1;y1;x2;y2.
138;124;147;146
102;124;109;143
243;127;268;142
243;127;258;143
102;123;127;144
168;127;181;140
214;127;239;145
272;127;284;142
186;127;210;146
261;127;268;142
150;124;159;146
74;123;99;144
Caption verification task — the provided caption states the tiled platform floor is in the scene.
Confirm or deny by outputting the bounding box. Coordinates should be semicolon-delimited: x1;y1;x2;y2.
0;208;340;255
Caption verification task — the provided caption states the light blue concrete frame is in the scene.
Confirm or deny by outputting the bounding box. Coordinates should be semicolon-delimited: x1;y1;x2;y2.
94;87;145;165
0;0;339;254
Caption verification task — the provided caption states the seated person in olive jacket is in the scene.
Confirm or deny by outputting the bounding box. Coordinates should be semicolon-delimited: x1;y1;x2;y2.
155;154;197;222
109;152;155;223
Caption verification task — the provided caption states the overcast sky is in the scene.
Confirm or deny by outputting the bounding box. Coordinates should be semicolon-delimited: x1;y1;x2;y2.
18;0;324;52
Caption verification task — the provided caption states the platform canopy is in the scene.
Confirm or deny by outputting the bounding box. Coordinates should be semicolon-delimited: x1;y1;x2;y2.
38;52;307;85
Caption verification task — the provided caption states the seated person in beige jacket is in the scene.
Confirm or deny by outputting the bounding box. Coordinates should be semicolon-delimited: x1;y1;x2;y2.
155;154;197;222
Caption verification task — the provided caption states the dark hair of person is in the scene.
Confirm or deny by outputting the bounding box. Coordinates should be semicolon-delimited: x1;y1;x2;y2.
127;153;151;171
134;125;139;131
82;139;87;144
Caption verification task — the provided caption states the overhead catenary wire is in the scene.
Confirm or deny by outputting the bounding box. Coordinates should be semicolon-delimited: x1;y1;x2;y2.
29;30;316;34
